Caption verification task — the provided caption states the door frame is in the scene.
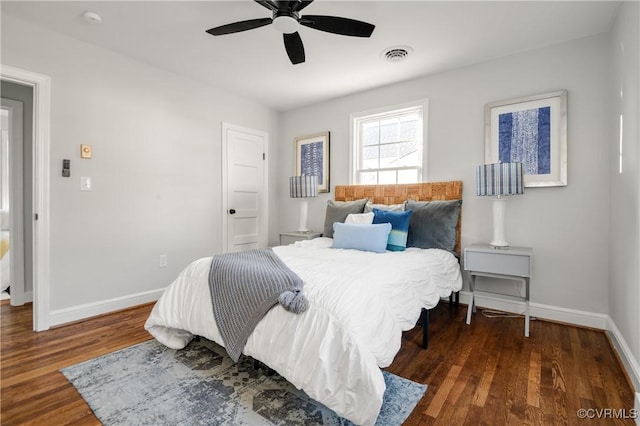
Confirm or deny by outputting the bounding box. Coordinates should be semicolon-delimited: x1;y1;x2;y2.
221;122;269;252
0;64;51;331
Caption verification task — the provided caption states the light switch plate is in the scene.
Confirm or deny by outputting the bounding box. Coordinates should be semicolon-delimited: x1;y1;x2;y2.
80;144;92;159
80;176;92;191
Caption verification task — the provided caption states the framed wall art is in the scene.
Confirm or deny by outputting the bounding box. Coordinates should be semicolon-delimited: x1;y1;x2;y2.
485;90;567;187
295;131;330;193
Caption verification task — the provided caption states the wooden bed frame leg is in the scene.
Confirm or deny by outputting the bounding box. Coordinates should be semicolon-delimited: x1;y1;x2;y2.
448;291;460;309
252;358;276;376
422;292;459;349
421;308;429;349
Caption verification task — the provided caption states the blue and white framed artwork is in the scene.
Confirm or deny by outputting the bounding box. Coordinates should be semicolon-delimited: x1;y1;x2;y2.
295;131;330;193
485;90;567;187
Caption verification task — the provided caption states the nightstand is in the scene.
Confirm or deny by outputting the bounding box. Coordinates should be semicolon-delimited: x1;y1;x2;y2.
279;231;322;245
463;244;533;337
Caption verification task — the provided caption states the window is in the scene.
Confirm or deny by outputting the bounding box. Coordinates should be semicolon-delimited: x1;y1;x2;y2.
350;101;426;185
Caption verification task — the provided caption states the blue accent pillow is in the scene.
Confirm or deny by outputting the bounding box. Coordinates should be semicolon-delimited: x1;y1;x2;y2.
331;222;392;253
372;208;413;251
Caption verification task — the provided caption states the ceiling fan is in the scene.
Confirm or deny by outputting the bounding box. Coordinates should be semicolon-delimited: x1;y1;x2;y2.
206;0;375;65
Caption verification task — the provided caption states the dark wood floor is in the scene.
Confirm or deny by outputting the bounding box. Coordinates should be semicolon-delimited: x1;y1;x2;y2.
1;300;635;425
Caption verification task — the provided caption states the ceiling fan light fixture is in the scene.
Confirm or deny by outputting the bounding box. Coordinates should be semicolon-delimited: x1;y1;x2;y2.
273;15;300;34
382;46;413;63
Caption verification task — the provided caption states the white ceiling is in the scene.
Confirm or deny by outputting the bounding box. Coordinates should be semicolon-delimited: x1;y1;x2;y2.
2;1;621;111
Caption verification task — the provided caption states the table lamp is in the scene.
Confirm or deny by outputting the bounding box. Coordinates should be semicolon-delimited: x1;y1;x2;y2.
289;175;318;232
476;162;524;249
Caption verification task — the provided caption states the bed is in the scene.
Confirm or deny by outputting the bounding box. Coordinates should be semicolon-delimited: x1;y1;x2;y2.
145;181;463;426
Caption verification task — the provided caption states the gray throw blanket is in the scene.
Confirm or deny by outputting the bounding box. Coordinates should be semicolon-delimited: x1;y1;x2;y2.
208;248;309;362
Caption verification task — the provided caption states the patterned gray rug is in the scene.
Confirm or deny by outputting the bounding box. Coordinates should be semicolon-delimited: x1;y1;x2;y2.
61;338;426;426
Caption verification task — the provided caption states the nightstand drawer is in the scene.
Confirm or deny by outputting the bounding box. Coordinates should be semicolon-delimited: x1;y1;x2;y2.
464;248;532;277
280;231;321;245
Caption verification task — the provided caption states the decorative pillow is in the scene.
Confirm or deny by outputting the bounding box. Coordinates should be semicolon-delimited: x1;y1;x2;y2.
322;199;368;238
344;212;375;225
406;199;462;252
331;222;392;253
364;201;405;213
372;208;413;251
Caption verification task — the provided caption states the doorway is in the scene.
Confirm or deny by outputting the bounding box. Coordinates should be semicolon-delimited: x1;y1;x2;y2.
0;65;51;331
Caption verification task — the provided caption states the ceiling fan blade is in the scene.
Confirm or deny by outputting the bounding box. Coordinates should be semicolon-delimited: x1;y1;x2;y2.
300;15;375;37
206;18;273;36
283;32;305;64
254;0;279;12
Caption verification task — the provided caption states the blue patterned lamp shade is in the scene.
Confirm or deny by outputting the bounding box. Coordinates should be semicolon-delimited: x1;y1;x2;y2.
476;162;524;197
289;175;318;198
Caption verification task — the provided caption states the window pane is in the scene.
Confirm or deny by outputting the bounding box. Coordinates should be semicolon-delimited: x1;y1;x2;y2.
379;143;398;168
380;118;398;144
399;118;418;141
398;168;419;184
397;141;419;166
362;145;379;169
359;171;377;185
378;170;396;184
362;122;379;146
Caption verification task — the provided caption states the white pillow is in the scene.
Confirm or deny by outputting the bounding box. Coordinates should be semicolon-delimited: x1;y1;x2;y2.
364;201;404;213
344;212;374;225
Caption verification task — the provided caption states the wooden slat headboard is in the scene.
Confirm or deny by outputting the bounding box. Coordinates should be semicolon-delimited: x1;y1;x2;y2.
334;181;463;255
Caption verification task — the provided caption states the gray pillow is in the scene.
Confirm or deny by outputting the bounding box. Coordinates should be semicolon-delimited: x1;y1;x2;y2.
406;199;462;252
322;199;368;238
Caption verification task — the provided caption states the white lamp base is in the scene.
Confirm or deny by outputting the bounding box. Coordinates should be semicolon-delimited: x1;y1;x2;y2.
490;197;509;249
297;199;309;233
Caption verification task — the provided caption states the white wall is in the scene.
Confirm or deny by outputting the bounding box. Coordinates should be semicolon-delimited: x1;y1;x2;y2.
1;14;279;312
609;1;640;391
279;34;613;314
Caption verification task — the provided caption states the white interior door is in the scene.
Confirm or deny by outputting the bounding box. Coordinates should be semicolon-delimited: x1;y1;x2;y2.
222;123;268;253
1;97;25;306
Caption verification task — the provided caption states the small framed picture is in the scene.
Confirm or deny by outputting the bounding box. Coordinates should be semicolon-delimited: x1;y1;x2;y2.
295;131;330;193
485;90;567;187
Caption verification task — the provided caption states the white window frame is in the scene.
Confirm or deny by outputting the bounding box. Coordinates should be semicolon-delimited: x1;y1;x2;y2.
349;99;428;185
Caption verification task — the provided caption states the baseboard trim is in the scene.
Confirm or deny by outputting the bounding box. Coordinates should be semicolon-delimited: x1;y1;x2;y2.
606;317;640;393
458;291;608;329
458;290;640;395
48;288;164;328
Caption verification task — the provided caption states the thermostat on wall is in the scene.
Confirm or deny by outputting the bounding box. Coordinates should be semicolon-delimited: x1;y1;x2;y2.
80;144;92;159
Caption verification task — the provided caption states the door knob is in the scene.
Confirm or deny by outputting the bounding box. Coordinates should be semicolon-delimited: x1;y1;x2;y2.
229;209;236;215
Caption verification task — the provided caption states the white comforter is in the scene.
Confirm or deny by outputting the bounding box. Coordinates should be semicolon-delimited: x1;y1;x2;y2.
144;238;462;425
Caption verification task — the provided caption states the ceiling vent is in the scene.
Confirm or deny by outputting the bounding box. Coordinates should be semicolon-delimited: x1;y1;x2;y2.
382;46;413;63
83;11;103;25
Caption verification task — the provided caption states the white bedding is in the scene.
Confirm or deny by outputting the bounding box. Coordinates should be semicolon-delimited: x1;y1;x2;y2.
144;237;462;425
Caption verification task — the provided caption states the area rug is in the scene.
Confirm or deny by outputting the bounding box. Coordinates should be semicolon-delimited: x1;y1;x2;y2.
61;338;426;426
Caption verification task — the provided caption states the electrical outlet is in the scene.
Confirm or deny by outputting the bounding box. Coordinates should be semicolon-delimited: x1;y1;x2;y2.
159;254;168;267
